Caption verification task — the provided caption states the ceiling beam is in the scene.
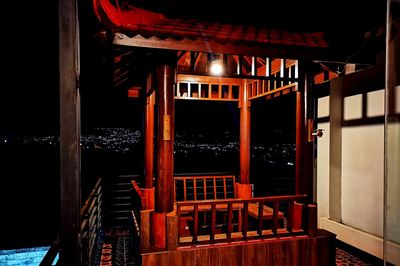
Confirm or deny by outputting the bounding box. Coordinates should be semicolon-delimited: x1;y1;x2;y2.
113;33;338;62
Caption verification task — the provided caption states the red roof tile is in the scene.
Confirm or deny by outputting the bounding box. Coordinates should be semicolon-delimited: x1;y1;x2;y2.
93;0;329;50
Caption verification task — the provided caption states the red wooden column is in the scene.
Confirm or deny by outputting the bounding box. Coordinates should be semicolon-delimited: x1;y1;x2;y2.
151;64;175;248
237;81;252;199
142;74;155;210
295;90;305;195
296;70;314;199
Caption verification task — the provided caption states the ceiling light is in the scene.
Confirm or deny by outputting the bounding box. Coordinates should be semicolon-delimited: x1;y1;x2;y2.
210;60;224;75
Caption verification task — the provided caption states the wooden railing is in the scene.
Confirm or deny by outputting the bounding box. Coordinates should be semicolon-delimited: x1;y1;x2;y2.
174;175;236;201
40;178;104;265
175;194;315;246
80;178;103;265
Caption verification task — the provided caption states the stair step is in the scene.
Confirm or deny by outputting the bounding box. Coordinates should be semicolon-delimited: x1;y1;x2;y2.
110;189;132;197
111;196;131;201
108;203;131;208
109;210;131;217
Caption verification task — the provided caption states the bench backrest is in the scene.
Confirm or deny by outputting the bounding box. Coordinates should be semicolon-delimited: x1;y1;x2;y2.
174;175;236;202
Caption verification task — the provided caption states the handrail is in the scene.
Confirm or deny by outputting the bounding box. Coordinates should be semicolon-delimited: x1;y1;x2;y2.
176;194;311;245
40;178;104;265
39;235;61;266
80;177;103;265
80;178;102;216
177;194;307;206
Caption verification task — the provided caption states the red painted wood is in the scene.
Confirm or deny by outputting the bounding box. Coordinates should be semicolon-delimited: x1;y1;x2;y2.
292;202;304;230
240;83;251;184
141;188;155;210
272;202;279;235
236;183;252;199
151;212;166;249
193;205;199;243
295;91;305;195
307;204;318;236
211;204;216;242
155;64;175;213
142;230;336;266
257;201;263;236
144;78;155;188
227;203;233;240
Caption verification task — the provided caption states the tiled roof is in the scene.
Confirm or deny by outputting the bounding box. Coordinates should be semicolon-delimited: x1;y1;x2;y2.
94;0;329;51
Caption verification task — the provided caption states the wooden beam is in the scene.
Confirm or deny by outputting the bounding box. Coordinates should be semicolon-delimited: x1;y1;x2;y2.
113;34;335;62
59;0;81;264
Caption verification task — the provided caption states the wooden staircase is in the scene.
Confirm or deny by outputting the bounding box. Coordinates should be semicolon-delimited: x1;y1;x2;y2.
104;174;139;229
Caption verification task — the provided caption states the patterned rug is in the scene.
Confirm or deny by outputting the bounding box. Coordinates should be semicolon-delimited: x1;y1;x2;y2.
336;248;374;266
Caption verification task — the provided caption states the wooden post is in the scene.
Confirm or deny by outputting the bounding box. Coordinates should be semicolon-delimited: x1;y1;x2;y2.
240;81;251;184
295;90;305;195
296;66;315;200
303;73;315;199
144;74;155;188
155;64;175;213
59;0;81;264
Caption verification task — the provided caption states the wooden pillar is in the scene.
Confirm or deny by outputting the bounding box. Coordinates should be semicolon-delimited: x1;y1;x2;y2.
144;75;155;189
295;90;305;195
296;68;314;199
152;63;175;249
304;74;315;199
59;0;81;264
237;81;252;199
240;81;251;184
155;64;175;213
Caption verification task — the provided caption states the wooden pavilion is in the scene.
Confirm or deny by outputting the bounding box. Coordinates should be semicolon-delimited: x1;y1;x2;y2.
54;0;364;264
88;0;339;265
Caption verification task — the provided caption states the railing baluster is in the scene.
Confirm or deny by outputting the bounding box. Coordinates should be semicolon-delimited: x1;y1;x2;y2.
211;203;216;242
223;177;227;199
227;202;233;240
242;201;248;239
203;179;207;200
193;204;199;243
174;194;308;247
287;201;293;234
193;178;197;200
258;201;264;237
213;177;217;200
272;201;279;235
183;177;187;201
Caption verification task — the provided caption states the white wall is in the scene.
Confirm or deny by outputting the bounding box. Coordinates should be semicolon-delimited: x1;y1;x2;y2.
341;90;384;237
341;125;384;237
316;87;399;262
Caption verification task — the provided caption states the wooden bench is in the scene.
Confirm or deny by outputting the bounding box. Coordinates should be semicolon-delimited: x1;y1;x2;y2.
247;202;285;220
